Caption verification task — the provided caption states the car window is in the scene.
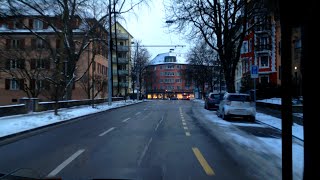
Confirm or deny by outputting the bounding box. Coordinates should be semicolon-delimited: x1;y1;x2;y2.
210;94;221;99
227;95;251;102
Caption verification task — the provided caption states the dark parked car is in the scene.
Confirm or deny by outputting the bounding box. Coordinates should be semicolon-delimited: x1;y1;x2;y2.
204;93;223;110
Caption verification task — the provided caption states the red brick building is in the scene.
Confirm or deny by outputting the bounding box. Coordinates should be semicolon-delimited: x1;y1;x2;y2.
145;52;194;99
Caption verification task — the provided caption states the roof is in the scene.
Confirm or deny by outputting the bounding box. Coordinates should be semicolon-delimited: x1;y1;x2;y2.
149;52;188;65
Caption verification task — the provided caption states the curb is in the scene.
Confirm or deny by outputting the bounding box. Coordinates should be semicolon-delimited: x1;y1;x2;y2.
0;101;145;146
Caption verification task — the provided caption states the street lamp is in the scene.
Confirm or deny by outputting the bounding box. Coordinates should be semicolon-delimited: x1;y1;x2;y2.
294;66;298;98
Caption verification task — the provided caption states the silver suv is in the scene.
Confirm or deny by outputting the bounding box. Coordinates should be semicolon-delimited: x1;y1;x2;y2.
217;92;256;122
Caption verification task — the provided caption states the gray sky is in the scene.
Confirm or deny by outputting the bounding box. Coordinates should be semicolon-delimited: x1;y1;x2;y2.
120;0;190;60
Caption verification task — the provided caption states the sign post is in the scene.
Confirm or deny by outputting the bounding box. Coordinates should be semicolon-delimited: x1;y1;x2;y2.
251;65;259;106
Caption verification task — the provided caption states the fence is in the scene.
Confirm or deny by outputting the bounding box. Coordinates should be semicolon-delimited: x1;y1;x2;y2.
0;97;124;117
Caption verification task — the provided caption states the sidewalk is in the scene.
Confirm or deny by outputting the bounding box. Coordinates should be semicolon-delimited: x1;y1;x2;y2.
0;100;143;139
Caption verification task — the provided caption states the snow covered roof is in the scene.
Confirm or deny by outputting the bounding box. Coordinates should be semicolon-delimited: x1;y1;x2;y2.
149;52;188;65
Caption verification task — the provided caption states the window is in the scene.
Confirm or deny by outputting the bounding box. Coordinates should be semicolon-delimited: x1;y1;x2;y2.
33;19;43;29
164;56;176;62
6;59;24;69
176;65;181;69
5;79;23;90
12;39;20;48
260;56;269;68
241;41;248;53
160;79;163;83
175;79;182;83
177;86;180;90
260;76;269;84
166;65;175;69
11;79;20;90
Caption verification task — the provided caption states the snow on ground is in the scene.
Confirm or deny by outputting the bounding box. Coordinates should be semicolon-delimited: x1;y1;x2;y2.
0;100;142;138
193;99;304;180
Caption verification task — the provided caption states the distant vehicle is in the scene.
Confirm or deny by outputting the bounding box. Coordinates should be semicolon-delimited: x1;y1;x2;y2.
204;92;224;110
170;97;178;100
217;92;256;122
182;94;190;100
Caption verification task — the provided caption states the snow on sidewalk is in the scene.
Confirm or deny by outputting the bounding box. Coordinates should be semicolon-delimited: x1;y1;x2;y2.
0;100;142;138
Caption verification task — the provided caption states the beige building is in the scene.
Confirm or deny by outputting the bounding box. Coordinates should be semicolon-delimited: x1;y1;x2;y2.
0;16;108;105
111;22;133;97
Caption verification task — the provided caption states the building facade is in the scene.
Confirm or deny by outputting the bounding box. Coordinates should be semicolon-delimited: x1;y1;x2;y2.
145;52;194;99
111;22;133;97
0;15;108;105
237;6;279;95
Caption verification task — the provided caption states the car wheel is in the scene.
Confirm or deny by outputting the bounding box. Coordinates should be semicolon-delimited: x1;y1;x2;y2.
249;116;255;122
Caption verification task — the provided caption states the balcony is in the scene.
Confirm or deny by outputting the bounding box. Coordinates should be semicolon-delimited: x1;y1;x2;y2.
116;45;129;52
119;82;129;87
113;70;129;76
254;24;272;34
112;57;129;64
255;44;272;54
112;33;129;40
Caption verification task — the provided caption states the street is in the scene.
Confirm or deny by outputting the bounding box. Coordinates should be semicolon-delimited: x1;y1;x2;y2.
0;100;285;180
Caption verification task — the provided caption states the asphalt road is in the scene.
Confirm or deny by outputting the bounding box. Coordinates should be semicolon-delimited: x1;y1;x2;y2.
0;100;269;180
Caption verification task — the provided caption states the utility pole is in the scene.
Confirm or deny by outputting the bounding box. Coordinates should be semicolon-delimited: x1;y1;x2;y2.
107;0;112;105
113;0;120;97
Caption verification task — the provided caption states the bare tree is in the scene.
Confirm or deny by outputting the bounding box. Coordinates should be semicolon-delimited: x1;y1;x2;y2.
131;41;150;99
165;0;264;92
184;41;218;99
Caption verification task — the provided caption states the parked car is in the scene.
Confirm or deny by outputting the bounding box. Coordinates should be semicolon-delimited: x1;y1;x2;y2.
217;92;256;122
204;92;223;110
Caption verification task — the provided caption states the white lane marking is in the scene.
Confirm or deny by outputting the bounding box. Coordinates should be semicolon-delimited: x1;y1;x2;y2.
138;137;153;166
155;123;160;131
182;122;187;126
144;108;147;111
122;118;130;122
135;112;141;115
154;116;164;131
47;149;85;177
99;127;115;137
186;132;191;136
183;126;188;130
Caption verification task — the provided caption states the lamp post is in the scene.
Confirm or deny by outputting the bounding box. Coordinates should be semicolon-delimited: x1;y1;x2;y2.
294;66;298;98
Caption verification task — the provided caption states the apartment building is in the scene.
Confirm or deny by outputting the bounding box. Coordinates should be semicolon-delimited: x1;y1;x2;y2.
0;15;108;105
111;22;133;97
237;4;279;94
145;52;194;99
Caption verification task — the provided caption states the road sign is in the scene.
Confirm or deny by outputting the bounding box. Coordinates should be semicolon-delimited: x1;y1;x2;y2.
251;65;259;78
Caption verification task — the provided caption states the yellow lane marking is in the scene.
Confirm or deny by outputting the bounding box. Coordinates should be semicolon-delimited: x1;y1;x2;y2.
183;126;188;130
192;147;215;176
185;132;191;136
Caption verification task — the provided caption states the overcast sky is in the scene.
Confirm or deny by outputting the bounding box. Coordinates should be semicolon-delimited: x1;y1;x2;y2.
120;0;190;60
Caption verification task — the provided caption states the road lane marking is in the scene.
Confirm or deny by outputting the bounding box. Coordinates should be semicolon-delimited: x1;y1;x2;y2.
138;137;153;166
183;126;188;130
192;147;215;176
99;127;115;137
144;108;147;111
122;118;130;122
155;116;164;131
185;132;191;136
47;149;85;177
135;112;141;115
182;122;187;126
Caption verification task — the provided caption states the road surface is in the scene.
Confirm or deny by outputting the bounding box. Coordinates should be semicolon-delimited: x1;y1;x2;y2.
0;100;280;180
